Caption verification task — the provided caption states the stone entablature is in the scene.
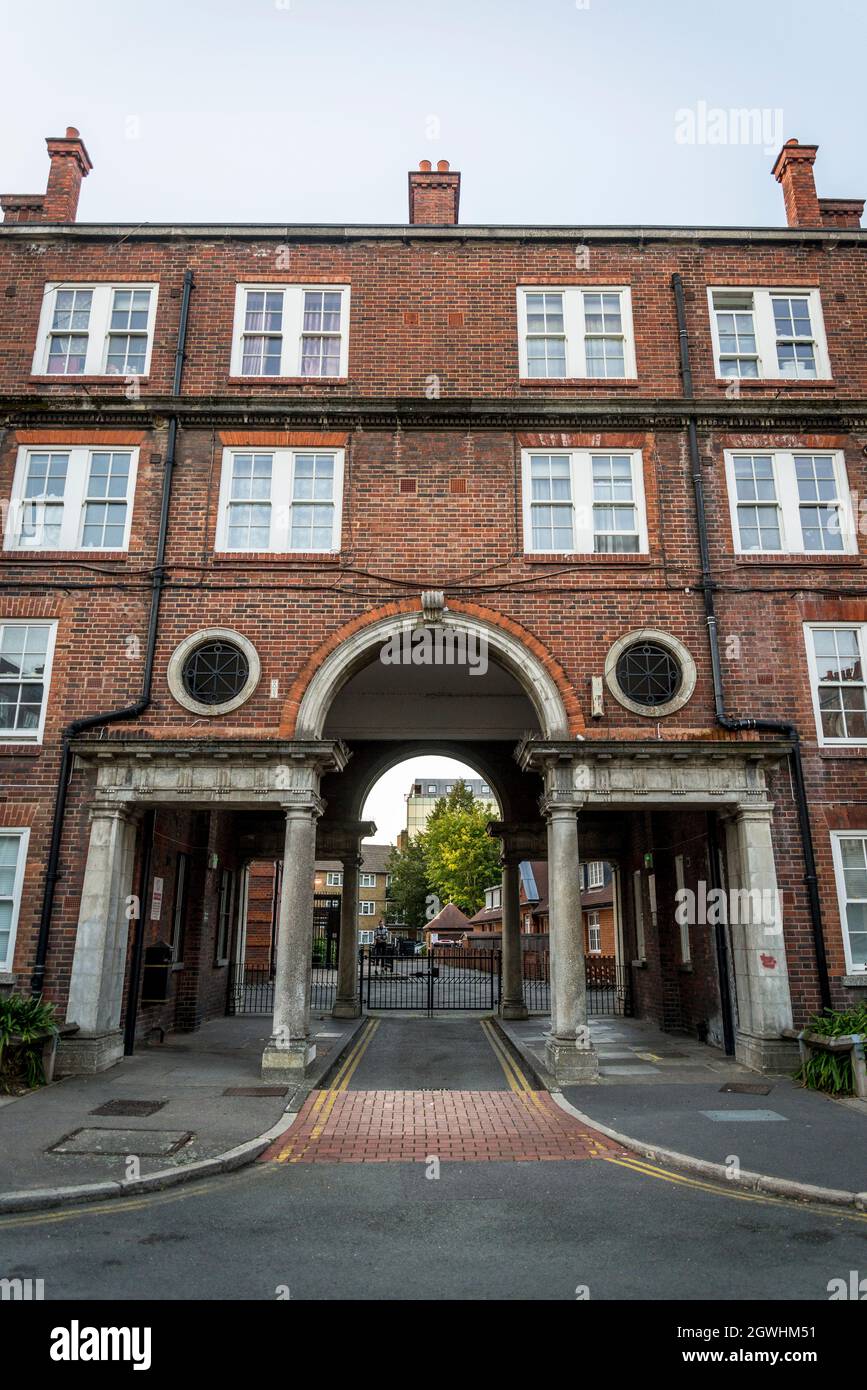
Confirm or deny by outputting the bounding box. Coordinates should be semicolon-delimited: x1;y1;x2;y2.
71;739;350;809
516;738;791;807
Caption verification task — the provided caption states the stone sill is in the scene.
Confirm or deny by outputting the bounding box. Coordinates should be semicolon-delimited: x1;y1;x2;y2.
519;378;640;389
211;551;341;564
843;975;867;988
714;378;837;391
227;377;350;387
29;376;151;386
817;747;867;760
631;958;648;969
0;742;42;756
677;962;694;974
525;552;652;566
0;972;17;986
2;551;129;563
732;554;861;567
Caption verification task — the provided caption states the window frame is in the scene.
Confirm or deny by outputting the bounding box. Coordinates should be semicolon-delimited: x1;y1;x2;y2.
215;867;235;967
325;871;343;887
230;284;350;379
829;831;867;975
0;827;29;972
32;282;159;378
516;286;637;380
707;287;831;381
170;852;190;968
586;909;601;955
724;449;855;556
586;861;605;890
215;447;345;554
520;448;648;555
4;445;140;553
359;900;376;916
359;872;377;888
804;622;867;747
0;619;58;745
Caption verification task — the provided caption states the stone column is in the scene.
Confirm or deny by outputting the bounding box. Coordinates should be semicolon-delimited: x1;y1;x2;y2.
333;851;361;1018
500;850;527;1020
545;803;598;1081
62;802;139;1074
262;794;324;1079
726;802;796;1072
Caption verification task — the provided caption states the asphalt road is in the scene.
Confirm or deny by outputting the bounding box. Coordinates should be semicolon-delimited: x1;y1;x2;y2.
2;1016;865;1302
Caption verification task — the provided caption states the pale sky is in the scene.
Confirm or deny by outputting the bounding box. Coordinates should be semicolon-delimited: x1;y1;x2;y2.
361;756;494;846
2;0;866;227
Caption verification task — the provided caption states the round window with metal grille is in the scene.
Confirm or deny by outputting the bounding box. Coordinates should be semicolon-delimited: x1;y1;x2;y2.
614;641;682;709
181;641;250;706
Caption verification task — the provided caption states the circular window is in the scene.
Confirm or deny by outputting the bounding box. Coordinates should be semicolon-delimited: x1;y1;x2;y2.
167;629;261;716
604;629;696;718
182;641;250;706
615;642;681;707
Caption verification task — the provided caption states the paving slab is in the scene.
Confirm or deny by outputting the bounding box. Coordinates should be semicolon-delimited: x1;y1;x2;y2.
0;1011;364;1196
497;1013;867;1195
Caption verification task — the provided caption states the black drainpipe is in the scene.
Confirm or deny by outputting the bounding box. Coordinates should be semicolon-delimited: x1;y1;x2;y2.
672;273;831;1014
30;270;194;1003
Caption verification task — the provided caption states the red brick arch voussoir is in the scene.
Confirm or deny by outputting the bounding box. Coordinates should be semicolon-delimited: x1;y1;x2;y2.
278;599;584;737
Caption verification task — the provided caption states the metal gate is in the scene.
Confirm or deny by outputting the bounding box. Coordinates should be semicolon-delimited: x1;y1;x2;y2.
359;946;500;1014
313;893;341;969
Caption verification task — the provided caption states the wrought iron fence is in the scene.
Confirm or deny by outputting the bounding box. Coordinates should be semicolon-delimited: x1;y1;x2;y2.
359;946;500;1013
227;950;631;1019
227;962;337;1016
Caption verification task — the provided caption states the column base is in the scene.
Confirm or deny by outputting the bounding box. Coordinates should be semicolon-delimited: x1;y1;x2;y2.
735;1030;799;1074
55;1029;124;1076
332;999;362;1019
261;1039;316;1080
545;1035;599;1084
500;1000;529;1021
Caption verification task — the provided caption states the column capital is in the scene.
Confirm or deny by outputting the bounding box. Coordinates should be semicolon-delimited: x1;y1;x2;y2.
279;791;326;820
88;800;140;825
729;800;775;823
540;794;584;821
487;820;546;862
317;819;376;858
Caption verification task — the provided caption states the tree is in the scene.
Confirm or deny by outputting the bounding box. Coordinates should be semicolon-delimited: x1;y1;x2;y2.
422;781;501;916
384;836;432;930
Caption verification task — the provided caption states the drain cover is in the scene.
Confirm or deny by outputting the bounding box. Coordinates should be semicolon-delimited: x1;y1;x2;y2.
90;1099;166;1117
719;1082;773;1095
50;1128;193;1156
223;1086;287;1097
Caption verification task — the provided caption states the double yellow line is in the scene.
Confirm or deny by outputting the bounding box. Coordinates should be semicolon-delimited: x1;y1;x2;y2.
275;1018;380;1163
480;1018;548;1113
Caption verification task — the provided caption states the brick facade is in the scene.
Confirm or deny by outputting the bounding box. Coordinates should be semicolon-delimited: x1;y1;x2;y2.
1;130;865;1061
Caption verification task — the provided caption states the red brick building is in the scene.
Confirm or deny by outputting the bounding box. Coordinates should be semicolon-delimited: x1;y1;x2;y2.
1;130;865;1081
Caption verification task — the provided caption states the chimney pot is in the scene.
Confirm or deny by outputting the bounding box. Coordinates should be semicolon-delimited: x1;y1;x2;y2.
418;159;432;172
436;159;450;172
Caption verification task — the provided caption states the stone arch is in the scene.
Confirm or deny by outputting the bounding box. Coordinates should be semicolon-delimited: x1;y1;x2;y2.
281;599;579;740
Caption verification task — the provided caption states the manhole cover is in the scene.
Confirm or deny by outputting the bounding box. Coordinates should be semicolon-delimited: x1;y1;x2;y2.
223;1086;287;1097
719;1082;773;1095
49;1128;193;1156
90;1099;166;1117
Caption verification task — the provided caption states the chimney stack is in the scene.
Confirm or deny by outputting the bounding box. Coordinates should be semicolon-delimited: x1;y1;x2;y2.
772;138;863;229
1;127;92;224
408;158;460;225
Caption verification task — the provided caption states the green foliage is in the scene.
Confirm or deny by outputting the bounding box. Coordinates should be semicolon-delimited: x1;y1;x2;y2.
794;1005;867;1097
385;837;432;931
0;993;58;1090
422;781;501;916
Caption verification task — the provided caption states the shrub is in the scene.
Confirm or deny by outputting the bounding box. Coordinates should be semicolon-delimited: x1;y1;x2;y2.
794;1005;867;1097
0;993;58;1091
